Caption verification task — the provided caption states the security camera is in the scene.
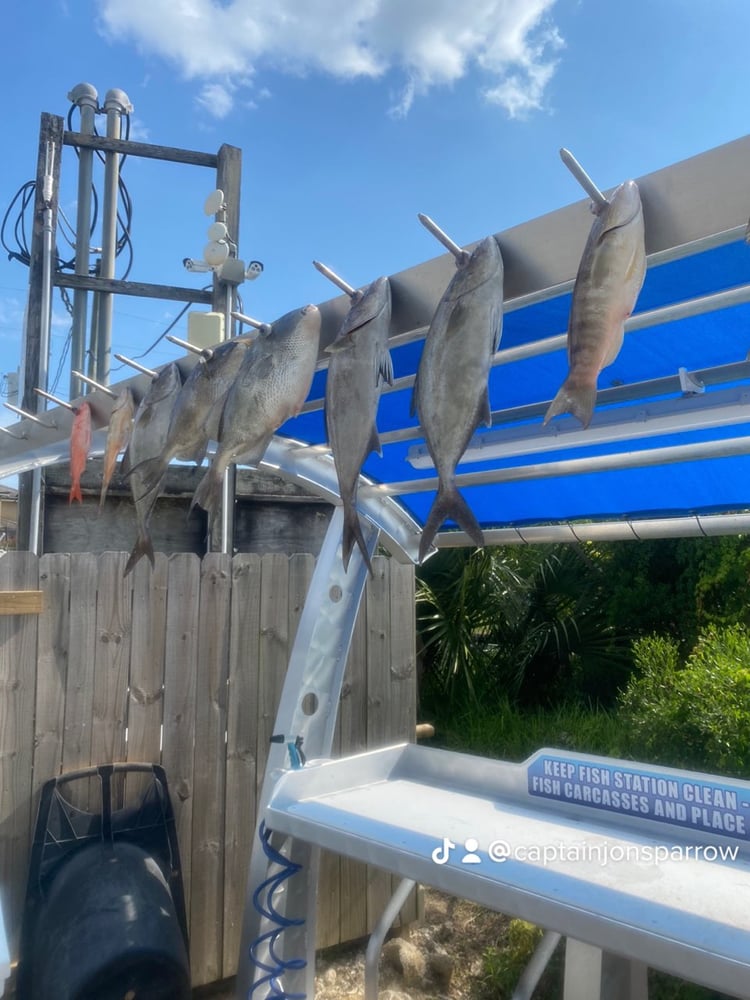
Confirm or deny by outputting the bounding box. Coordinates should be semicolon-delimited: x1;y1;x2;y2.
183;257;213;273
246;260;264;280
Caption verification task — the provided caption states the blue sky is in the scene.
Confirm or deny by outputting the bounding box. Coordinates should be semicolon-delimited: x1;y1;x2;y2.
2;0;750;411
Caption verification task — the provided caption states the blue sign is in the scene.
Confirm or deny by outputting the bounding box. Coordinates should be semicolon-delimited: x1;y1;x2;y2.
528;753;750;840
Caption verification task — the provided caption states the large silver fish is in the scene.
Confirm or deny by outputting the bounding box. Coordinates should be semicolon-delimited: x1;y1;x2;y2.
325;276;393;575
191;304;321;522
412;235;504;563
133;336;253;494
544;180;646;428
122;362;183;576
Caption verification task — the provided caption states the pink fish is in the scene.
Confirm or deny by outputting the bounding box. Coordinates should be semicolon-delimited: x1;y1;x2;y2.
69;401;92;504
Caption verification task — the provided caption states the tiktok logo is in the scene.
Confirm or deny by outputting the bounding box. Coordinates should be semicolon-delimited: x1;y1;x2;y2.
431;837;456;865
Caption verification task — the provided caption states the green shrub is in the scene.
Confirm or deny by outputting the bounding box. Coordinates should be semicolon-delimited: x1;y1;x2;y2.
619;626;750;777
481;920;545;997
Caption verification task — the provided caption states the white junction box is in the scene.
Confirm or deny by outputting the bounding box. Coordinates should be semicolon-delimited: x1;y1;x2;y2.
188;311;224;349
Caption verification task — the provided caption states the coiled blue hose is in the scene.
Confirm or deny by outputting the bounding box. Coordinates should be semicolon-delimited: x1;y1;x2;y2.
248;820;306;1000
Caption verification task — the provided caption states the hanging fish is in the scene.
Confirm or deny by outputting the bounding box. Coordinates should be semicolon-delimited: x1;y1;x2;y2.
191;304;321;524
68;401;92;504
122;363;183;575
131;336;253;495
412;235;504;563
325;276;393;576
544;179;646;428
99;386;135;508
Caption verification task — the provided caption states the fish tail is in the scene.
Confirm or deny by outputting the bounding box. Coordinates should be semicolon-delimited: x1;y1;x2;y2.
190;463;224;522
543;379;597;429
419;483;484;563
69;481;82;504
124;531;155;576
342;505;373;577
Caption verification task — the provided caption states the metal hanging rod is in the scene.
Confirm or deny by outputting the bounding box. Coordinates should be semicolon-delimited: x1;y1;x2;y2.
166;334;210;357
312;260;358;298
4;403;57;428
71;370;118;398
113;354;157;378
365;433;750;499
559;148;609;208
231;310;271;333
417;213;469;263
0;425;26;440
34;388;75;412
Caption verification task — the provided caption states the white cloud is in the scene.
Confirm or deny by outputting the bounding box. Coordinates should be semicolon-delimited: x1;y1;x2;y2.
195;81;235;119
97;0;563;118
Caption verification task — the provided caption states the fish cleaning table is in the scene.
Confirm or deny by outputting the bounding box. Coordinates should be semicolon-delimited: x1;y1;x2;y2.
265;743;750;999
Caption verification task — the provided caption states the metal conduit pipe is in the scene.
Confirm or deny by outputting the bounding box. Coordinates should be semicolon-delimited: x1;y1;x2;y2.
67;82;98;400
364;878;417;1000
511;930;562;1000
94;88;132;385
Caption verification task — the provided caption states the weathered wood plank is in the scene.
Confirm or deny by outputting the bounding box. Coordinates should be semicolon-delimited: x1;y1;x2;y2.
223;553;262;977
63;130;219;167
365;556;394;932
54;272;213;304
61;554;99;810
190;553;232;987
126;554;168;808
336;590;370;945
0;590;43;615
90;552;133;809
0;551;39;958
32;555;70;805
127;554;168;765
388;560;421;926
256;554;290;796
162;554;201;919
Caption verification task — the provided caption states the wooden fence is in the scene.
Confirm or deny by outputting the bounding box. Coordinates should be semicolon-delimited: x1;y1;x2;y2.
0;550;417;990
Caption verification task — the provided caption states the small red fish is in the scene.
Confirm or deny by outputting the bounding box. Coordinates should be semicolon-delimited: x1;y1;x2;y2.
69;401;92;504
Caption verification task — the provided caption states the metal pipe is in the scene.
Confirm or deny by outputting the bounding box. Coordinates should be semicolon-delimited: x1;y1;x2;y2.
559;148;608;208
364;879;417;1000
511;931;562;1000
166;333;211;358
28;136;60;553
220;282;235;555
365;433;750;498
67;83;98;399
71;369;117;398
418;213;469;262
34;388;75;412
313;260;357;298
95;88;132;385
4;403;57;428
113;353;157;378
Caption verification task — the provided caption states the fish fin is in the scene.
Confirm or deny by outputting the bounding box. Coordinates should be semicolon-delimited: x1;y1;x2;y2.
543;380;597;429
377;349;394;387
368;425;382;458
68;482;82;505
410;373;419;418
124;531;155;576
126;455;166;494
478;388;492;429
190;461;225;523
418;484;484;563
342;506;374;578
325;333;355;354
